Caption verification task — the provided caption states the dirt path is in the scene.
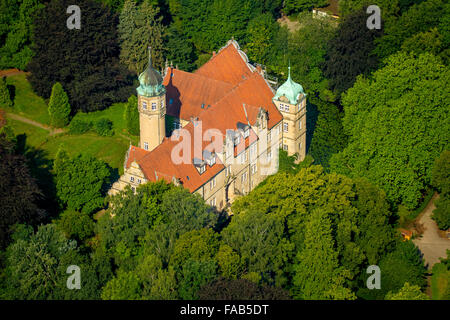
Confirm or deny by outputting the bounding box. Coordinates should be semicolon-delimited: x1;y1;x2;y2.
277;15;301;33
413;193;450;270
0;68;28;78
6;113;65;136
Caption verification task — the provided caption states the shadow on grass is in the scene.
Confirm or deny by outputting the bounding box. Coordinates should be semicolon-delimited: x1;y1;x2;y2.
17;133;60;220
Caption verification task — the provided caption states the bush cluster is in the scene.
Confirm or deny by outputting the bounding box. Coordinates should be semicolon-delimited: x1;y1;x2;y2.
68;118;114;137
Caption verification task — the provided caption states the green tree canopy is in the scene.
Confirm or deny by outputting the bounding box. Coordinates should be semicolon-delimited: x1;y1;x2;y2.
28;0;134;112
118;0;165;73
330;52;449;209
322;8;382;97
0;77;13;108
0;134;44;249
124;95;139;136
292;209;355;300
54;149;111;214
385;282;429;300
48;82;71;128
0;0;44;69
283;0;328;15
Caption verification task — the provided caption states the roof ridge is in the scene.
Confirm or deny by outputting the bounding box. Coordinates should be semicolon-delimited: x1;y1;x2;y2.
170;68;232;87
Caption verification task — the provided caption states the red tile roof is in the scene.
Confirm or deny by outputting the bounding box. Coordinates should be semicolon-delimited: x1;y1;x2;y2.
126;41;283;192
163;69;233;121
128;123;225;192
195;42;255;86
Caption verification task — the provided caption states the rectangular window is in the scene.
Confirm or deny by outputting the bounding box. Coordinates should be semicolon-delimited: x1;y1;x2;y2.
151;102;157;110
251;164;257;175
283;122;288;132
283;144;288;151
160;100;164;109
250;144;257;157
137;178;142;184
241;172;247;183
210;177;216;190
238;152;244;164
144;142;149;150
210;197;216;207
267;150;272;160
299;120;302;130
225;166;231;177
299;142;302;150
199;165;206;174
142;101;147;110
130;176;134;182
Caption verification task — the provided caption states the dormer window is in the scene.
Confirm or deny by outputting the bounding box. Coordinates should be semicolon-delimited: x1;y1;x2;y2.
234;135;240;145
243;128;249;138
237;122;249;141
193;158;206;174
207;155;215;166
203;150;216;167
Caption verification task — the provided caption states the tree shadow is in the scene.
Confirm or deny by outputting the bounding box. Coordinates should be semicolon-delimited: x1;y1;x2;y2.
7;84;15;102
305;99;318;154
17;133;60;220
164;71;181;137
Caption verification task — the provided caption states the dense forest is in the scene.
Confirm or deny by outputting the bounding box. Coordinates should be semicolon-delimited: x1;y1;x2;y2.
0;0;449;300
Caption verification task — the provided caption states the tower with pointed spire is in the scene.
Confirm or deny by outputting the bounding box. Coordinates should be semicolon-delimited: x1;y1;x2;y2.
137;47;166;152
272;65;307;161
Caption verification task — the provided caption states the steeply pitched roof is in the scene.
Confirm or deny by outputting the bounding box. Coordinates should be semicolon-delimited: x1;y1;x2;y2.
163;69;233;121
127;40;283;192
195;41;255;86
128;122;225;192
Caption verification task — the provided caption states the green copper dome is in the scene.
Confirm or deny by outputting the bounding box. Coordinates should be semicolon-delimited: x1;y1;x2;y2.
137;47;165;97
273;66;305;104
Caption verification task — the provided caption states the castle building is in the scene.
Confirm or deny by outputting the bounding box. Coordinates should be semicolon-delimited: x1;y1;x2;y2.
110;40;306;210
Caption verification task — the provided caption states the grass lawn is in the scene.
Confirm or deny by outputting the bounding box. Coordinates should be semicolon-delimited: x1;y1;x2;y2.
5;74;50;124
71;102;139;145
431;263;449;300
4;75;137;174
42;133;130;173
7;118;49;147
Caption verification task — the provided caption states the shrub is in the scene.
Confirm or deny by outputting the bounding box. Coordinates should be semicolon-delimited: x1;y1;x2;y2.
0;77;13;108
94;118;114;136
48;82;71;128
68;119;92;134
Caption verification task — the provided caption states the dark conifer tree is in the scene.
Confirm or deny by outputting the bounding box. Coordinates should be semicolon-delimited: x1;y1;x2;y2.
28;0;134;112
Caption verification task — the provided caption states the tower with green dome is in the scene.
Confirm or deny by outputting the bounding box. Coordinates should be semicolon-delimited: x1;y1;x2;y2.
137;47;166;152
272;66;307;161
